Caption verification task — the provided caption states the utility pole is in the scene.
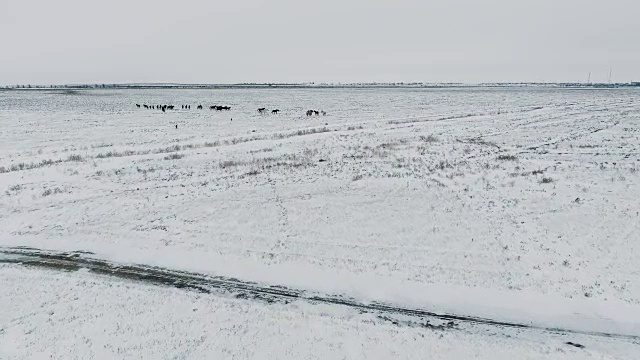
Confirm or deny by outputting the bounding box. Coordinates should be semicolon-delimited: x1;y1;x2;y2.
608;68;612;84
587;72;591;85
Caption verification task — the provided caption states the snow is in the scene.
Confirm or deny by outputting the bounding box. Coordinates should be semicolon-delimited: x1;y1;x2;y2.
1;87;640;357
1;264;635;359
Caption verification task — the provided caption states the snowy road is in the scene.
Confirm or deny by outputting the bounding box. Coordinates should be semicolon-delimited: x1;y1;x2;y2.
3;245;638;340
1;254;637;359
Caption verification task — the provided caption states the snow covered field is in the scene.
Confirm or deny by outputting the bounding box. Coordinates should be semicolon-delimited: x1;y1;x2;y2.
1;87;640;358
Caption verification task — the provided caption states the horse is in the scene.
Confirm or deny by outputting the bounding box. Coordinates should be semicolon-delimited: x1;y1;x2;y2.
197;105;203;109
306;110;314;116
258;108;267;113
272;109;279;114
136;104;140;108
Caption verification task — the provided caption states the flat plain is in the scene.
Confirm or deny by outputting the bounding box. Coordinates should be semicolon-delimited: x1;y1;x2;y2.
1;87;639;358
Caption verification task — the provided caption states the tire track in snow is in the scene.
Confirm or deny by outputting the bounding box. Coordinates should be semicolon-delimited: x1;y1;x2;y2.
0;246;638;341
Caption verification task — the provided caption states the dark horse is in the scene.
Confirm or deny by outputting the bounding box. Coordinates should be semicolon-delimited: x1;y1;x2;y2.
258;108;267;113
272;109;279;114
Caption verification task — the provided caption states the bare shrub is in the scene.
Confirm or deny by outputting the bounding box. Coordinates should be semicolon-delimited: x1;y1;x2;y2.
67;154;84;162
42;187;64;196
435;160;453;170
96;151;114;159
10;163;27;171
5;184;22;196
249;147;274;154
540;177;554;184
164;153;184;160
204;141;220;147
220;160;244;169
9;184;22;192
156;145;181;154
497;154;518;161
96;150;137;159
420;134;439;143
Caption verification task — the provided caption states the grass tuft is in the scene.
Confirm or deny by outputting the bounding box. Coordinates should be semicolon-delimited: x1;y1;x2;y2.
497;154;518;161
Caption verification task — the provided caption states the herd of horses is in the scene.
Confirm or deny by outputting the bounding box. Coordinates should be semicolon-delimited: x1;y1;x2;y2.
135;104;326;116
136;104;231;112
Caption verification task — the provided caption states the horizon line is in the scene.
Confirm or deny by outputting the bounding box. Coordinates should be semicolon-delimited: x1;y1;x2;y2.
2;81;640;89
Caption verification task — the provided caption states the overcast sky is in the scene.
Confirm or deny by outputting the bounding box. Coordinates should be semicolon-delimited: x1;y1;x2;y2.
1;0;638;85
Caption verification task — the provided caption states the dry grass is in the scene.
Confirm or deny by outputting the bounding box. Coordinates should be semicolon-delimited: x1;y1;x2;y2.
164;153;184;160
272;127;330;140
220;160;245;169
497;154;518;161
42;187;64;197
0;158;65;173
419;134;439;143
67;154;84;162
96;150;140;158
157;145;182;154
469;138;499;148
5;184;22;196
